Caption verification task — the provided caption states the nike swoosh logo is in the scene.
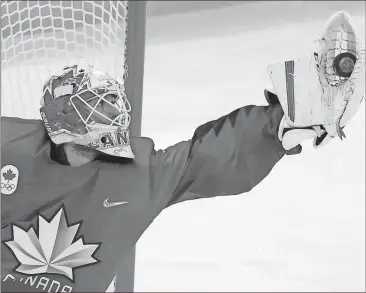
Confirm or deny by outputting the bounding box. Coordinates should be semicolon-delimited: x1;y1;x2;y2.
103;198;128;208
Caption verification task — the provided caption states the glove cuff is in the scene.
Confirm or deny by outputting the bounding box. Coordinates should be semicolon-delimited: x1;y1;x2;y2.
279;116;327;150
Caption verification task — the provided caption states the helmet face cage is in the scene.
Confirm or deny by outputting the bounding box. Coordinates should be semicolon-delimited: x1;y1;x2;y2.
69;67;132;130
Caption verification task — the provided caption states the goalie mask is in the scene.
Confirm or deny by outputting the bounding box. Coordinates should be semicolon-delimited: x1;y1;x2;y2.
39;65;135;159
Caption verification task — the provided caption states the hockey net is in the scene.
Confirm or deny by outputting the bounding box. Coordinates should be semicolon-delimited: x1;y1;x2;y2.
1;1;130;119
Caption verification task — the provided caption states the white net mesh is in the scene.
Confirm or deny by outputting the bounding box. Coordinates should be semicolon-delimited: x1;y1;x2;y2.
1;0;129;119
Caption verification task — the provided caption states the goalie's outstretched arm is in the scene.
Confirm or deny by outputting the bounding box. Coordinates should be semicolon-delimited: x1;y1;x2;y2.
150;104;299;208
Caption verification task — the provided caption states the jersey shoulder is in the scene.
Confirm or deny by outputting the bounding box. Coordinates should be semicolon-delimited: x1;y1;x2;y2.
1;117;47;146
129;136;156;165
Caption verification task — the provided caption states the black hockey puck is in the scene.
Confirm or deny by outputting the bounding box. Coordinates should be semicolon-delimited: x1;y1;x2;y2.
333;52;356;78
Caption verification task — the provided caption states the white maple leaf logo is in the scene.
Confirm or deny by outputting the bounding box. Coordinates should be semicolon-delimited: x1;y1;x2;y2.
4;207;100;281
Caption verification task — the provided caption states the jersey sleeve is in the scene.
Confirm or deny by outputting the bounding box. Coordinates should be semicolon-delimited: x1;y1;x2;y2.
150;104;297;208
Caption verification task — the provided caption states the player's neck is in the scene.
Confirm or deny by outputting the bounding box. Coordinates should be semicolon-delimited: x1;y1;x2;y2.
63;143;99;167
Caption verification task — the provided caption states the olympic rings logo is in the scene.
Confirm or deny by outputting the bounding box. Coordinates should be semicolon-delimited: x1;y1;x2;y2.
1;183;15;191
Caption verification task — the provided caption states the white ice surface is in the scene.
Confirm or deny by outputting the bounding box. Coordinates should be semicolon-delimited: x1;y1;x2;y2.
135;2;365;292
2;1;364;291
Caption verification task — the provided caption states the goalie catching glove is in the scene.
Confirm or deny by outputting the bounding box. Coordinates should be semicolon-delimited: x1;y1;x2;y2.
266;10;365;150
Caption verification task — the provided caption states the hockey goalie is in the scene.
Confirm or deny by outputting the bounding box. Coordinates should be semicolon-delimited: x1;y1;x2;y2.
1;10;364;292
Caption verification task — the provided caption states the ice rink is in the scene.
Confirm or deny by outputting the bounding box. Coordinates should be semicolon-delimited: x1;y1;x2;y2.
1;1;365;292
135;1;365;291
